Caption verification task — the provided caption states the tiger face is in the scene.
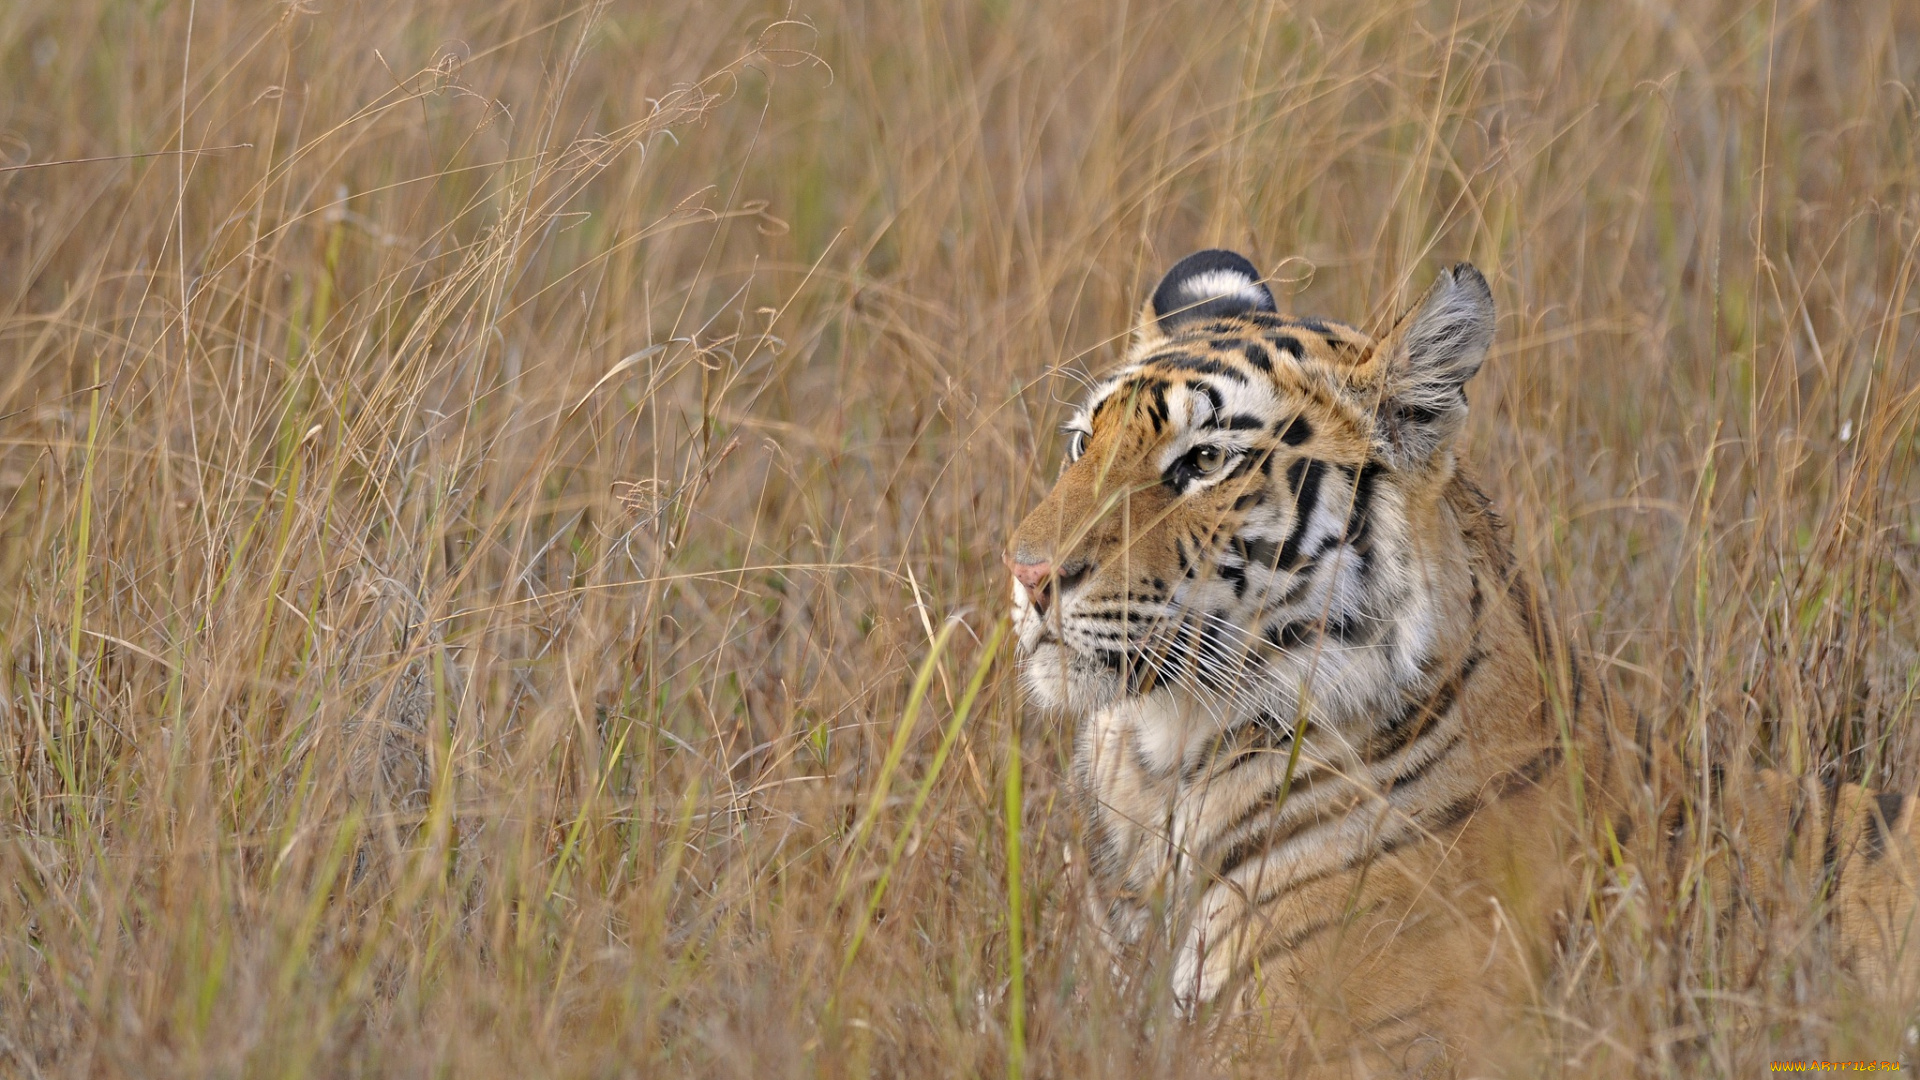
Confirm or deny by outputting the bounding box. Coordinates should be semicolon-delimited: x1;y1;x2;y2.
1007;250;1495;736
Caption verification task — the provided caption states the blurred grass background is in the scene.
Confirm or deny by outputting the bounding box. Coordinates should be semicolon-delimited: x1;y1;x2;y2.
1;0;1918;1075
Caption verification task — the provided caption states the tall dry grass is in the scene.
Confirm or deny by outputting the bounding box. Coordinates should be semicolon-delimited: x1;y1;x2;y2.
1;0;1917;1075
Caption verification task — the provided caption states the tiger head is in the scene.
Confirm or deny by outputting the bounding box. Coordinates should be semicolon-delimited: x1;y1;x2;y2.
1007;250;1496;727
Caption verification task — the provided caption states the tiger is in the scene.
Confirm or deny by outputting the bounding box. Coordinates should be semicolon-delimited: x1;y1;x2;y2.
1006;249;1920;1071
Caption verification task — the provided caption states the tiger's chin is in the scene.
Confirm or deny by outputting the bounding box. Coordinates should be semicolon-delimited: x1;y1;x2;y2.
1016;642;1125;715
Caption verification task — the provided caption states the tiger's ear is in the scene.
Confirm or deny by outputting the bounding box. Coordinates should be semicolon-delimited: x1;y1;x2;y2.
1367;263;1495;467
1134;249;1277;350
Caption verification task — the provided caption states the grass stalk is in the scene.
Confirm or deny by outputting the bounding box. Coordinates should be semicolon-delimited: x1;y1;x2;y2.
1004;692;1025;1080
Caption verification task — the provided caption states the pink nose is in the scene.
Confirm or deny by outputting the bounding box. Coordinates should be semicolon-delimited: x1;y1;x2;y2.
1010;559;1051;591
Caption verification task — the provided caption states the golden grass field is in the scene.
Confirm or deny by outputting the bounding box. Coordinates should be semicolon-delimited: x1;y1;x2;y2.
2;0;1918;1075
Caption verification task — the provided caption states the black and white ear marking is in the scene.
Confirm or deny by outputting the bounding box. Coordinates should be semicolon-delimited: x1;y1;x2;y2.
1146;250;1277;336
1373;263;1495;466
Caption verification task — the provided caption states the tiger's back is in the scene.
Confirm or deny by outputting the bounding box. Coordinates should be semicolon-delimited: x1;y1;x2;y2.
1006;250;1920;1070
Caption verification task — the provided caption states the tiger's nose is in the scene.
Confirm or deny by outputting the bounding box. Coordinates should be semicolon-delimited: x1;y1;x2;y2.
1011;559;1051;590
1007;557;1054;615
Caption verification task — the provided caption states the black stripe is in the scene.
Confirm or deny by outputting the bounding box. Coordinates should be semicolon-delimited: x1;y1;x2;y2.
1096;376;1169;423
1369;648;1483;762
1239;342;1272;373
1426;790;1483;831
1344;462;1384;548
1386;732;1464;793
1325;614;1374;645
1274;460;1327;570
1145;620;1199;693
1266;334;1304;358
1368;804;1469;861
1246;810;1409;909
1211;413;1266;431
1195;613;1237;689
1266;621;1315;650
1275;575;1314;608
1279;416;1313;445
1232;536;1279;569
1212;782;1343;879
1225;448;1270;483
1394;401;1444;425
1208;745;1352;879
1146;354;1249;383
1250;916;1336;967
1194;713;1293;783
1218;558;1248;597
1489;745;1563;799
1127;729;1163;779
1212;741;1289;780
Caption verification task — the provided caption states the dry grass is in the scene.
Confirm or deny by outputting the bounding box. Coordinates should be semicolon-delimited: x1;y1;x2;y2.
1;0;1918;1075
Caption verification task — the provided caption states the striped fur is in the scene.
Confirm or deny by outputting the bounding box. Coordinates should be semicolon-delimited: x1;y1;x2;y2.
1007;251;1920;1067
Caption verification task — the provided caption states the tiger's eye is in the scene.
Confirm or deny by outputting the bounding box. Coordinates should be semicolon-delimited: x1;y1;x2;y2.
1067;430;1089;461
1192;445;1226;475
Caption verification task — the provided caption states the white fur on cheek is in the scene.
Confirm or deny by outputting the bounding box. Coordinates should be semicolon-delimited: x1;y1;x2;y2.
1011;578;1045;651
